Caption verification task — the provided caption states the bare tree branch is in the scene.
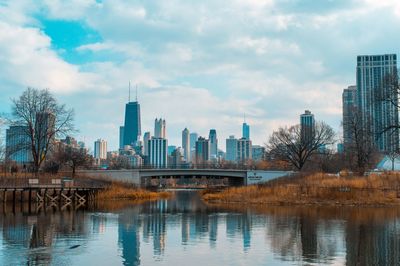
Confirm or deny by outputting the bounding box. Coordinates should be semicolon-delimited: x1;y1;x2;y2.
4;88;75;174
342;108;379;174
267;122;335;170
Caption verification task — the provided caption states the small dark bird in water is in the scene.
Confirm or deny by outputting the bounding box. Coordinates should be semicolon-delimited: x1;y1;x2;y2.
69;245;81;249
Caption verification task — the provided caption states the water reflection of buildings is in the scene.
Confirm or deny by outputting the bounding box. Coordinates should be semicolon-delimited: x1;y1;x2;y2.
92;214;108;234
3;194;400;265
208;214;218;248
140;192;255;253
264;207;400;265
118;209;141;266
346;220;400;265
0;210;90;265
143;200;167;256
226;213;253;252
266;211;344;264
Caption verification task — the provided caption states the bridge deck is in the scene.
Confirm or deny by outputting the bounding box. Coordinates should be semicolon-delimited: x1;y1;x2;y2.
0;177;104;190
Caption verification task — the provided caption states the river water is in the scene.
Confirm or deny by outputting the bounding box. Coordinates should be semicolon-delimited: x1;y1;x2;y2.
0;190;399;266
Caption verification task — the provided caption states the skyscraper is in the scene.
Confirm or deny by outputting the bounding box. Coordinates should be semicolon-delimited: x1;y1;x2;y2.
190;132;198;151
119;126;125;149
242;116;250;139
209;129;218;159
237;137;252;161
6;126;32;163
36;111;56;158
182;128;190;162
300;110;315;144
195;137;210;165
170;147;184;168
154;118;166;138
143;132;151;156
226;135;238;161
148;138;168;168
123;101;141;147
342;86;357;148
94;139;107;160
242;122;250;140
252;145;265;161
356;54;399;152
168;145;176;156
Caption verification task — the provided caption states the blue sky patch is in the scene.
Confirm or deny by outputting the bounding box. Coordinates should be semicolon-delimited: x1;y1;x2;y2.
41;20;102;64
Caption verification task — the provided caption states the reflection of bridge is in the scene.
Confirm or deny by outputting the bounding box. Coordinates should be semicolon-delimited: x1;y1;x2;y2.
79;169;292;188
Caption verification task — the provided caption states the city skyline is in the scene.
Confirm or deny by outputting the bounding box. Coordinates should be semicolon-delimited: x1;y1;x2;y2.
1;1;400;150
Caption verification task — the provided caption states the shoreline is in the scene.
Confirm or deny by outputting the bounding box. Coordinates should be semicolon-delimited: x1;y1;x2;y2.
75;175;172;202
203;199;400;207
96;183;171;201
201;172;400;206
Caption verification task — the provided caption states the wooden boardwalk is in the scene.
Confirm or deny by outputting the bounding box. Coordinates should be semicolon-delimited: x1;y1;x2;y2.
0;177;103;207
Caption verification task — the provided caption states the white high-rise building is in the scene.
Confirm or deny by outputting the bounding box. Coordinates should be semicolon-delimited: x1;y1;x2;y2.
154;118;166;139
226;135;237;161
182;128;190;162
94;139;107;160
148;138;168;168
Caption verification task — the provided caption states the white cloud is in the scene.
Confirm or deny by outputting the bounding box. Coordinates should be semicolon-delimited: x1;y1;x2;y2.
232;37;301;56
0;22;97;93
1;0;400;150
41;0;98;20
362;0;400;16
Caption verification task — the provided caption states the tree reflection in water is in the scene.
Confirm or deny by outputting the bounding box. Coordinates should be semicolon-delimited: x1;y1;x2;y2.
0;191;400;265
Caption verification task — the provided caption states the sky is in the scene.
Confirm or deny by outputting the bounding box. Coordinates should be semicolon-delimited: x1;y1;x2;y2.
1;0;400;152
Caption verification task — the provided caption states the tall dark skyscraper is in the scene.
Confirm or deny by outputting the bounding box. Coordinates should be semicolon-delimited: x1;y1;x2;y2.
342;85;357;148
209;129;218;158
36;111;56;159
195;137;210;164
119;126;124;149
123;101;141;147
300;110;315;144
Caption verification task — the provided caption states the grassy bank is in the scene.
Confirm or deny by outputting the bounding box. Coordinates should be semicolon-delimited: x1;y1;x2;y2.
202;172;400;206
97;181;170;201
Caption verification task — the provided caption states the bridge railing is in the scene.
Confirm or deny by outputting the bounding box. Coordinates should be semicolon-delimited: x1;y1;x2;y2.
0;176;105;189
91;163;259;171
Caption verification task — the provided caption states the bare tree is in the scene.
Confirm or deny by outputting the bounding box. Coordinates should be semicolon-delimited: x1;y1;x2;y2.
342;109;378;174
108;156;130;170
379;72;399;113
57;146;93;177
378;72;400;169
7;88;74;174
267;122;335;170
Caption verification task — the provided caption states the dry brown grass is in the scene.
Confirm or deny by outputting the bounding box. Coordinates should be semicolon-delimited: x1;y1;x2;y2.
97;182;170;201
202;172;400;206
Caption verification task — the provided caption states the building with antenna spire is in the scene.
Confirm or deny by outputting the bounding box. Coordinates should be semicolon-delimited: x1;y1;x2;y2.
121;82;141;148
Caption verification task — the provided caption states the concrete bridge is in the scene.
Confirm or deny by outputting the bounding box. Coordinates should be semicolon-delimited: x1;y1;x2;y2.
78;169;293;188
